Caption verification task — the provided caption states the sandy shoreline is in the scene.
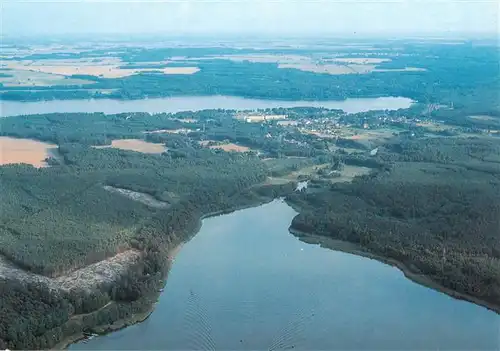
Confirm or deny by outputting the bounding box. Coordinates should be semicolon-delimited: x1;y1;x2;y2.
289;228;500;315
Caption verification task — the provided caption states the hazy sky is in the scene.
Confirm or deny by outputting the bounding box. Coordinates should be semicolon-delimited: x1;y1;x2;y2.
2;0;499;37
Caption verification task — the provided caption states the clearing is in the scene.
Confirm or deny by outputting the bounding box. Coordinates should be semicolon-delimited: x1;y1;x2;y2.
199;141;251;152
0;69;95;87
348;129;396;143
0;137;58;167
469;115;498;121
103;186;169;209
266;163;372;185
94;139;167;154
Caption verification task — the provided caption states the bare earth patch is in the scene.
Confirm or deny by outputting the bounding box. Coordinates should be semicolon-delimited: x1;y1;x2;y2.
94;139;167;154
0;137;57;167
103;186;169;209
0;250;142;293
469;115;498;121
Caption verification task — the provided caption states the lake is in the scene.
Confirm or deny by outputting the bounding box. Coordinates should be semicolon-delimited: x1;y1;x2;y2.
71;200;499;350
0;96;413;117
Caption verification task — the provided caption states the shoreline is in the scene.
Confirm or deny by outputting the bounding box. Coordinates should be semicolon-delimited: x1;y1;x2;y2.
54;301;157;350
289;227;500;315
59;196;276;350
57;196;498;350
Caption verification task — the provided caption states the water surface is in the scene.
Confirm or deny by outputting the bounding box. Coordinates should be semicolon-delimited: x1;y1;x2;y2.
71;200;499;350
0;96;413;117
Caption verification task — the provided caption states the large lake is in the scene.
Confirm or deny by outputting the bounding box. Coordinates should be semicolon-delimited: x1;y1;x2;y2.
72;200;499;350
0;96;413;117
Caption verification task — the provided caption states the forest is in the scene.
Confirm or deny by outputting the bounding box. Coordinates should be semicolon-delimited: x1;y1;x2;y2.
0;108;308;348
288;135;500;311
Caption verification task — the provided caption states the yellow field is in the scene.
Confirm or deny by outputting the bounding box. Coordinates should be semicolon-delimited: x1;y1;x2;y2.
0;137;57;167
1;57;199;80
94;139;167;154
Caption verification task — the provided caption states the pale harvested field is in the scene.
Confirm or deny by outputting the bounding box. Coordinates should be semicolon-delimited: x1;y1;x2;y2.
103;186;169;209
469;115;498;121
374;67;427;72
9;65;199;78
95;139;167;154
208;54;311;64
279;63;426;75
348;129;395;142
143;128;191;135
200;141;251;152
0;69;95;87
279;63;376;75
333;57;391;64
0;137;57;167
2;59;199;79
212;143;250;152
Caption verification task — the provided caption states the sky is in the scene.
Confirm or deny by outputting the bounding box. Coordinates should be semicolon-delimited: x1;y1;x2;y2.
2;0;499;38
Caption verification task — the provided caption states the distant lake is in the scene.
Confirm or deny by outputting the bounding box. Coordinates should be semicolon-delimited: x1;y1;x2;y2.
71;200;499;350
0;96;414;117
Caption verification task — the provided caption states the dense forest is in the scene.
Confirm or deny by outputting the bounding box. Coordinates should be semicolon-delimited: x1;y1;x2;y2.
288;136;500;311
0;108;307;348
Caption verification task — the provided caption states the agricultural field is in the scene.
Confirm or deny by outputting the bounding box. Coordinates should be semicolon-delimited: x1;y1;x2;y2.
94;139;167;154
0;137;57;167
199;140;251;152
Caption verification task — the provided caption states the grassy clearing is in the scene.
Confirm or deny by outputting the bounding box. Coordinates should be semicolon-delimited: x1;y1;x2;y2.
0;69;95;87
348;128;396;142
94;139;167;154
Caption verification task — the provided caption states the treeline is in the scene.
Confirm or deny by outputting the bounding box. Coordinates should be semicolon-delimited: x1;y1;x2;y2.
0;106;309;349
288;136;500;310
